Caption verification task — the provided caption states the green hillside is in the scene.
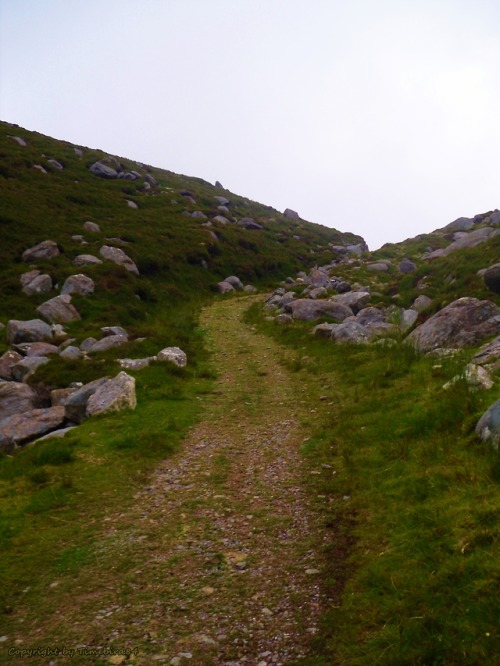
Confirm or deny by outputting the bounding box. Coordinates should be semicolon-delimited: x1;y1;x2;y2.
0;121;498;666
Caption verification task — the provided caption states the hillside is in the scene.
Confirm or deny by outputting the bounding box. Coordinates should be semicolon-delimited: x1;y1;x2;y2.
0;122;499;665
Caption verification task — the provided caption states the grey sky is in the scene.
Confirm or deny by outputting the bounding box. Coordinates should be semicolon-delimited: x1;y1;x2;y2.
1;0;500;249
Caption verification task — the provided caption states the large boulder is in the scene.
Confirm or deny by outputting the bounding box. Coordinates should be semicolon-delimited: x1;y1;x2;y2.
7;319;53;344
224;276;244;290
89;161;118;178
483;264;500;294
13;341;59;357
156;347;187;368
284;208;300;219
308;268;330;288
442;216;475;232
0;351;23;380
330;320;370;344
83;221;101;233
0;407;66;452
11;356;49;382
0;382;36;420
88;334;128;353
471;336;500;368
408;297;500;352
22;274;52;296
73;254;103;267
61;274;95;296
216;281;235;294
86;372;136;417
475;400;500;449
284;299;352;322
63;378;109;423
22;240;59;262
99;245;139;275
331;291;370;314
237;217;262;230
427;227;494;258
36;294;81;324
399;258;416;273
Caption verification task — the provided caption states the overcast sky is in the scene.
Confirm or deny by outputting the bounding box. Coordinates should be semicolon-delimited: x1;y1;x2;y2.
1;0;500;249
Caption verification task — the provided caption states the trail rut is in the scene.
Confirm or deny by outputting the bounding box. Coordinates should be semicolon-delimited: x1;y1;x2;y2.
6;297;331;665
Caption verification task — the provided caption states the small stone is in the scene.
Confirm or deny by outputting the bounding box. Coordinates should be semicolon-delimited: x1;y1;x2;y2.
201;586;215;595
0;636;7;642
262;607;273;616
305;568;320;575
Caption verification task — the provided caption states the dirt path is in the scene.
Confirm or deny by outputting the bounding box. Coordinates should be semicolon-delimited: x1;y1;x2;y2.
6;297;330;665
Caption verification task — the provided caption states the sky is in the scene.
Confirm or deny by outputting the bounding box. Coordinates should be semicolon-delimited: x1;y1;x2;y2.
1;0;500;250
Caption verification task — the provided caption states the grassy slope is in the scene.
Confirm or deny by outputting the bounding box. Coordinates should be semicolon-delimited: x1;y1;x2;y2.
1;121;499;664
243;224;500;664
0;121;362;631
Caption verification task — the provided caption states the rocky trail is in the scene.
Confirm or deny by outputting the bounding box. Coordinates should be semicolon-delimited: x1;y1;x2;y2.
4;297;335;666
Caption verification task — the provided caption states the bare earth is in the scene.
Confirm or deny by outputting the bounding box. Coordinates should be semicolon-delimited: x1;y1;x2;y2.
6;297;331;665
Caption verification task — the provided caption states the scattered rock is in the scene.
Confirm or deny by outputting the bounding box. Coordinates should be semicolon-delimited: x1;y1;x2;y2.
11;356;49;382
89;161;118;179
212;215;230;225
73;254;103;267
10;135;27;146
284;208;300;219
22;240;59;262
7;319;53;344
399;258;416;273
330;320;370;344
22;274;52;296
476;400;500;449
83;221;101;233
48;159;63;170
367;262;389;272
471;336;500;368
284;299;352;322
0;407;66;452
13;342;59;357
36;294;81;324
224;276;244;290
237;217;262;230
99;245;139;275
86;372;137;417
101;326;128;339
88;335;128;354
20;269;41;287
61;274;95;296
126;199;138;209
63;378;109;423
0;351;23;380
156;347;187;368
331;291;370;314
401;309;418;330
59;346;83;361
412;295;433;312
191;211;207;219
483;264;500;294
216;281;235;294
408;297;500;352
0;383;35;420
117;358;152;371
443;363;493;390
426;227;494;258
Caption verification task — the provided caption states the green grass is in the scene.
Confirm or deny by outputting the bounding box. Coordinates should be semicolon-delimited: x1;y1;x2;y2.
245;304;499;666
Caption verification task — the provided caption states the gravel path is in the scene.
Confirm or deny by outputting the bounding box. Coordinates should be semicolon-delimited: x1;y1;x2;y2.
6;297;330;665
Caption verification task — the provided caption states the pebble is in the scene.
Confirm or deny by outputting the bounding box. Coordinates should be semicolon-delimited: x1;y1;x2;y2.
305;568;320;575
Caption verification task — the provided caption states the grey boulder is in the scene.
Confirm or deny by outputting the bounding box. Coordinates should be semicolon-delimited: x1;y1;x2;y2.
36;294;81;324
408;297;500;352
156;347;187;368
88;335;128;354
22;274;52;296
0;351;23;380
0;382;36;420
331;291;370;314
475;400;500;449
63;378;109;423
86;372;137;417
7;319;53;344
61;274;95;296
483;264;500;294
22;240;59;262
284;299;353;322
83;221;101;233
89;161;118;178
0;406;66;452
73;254;103;267
11;356;49;382
99;245;139;275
